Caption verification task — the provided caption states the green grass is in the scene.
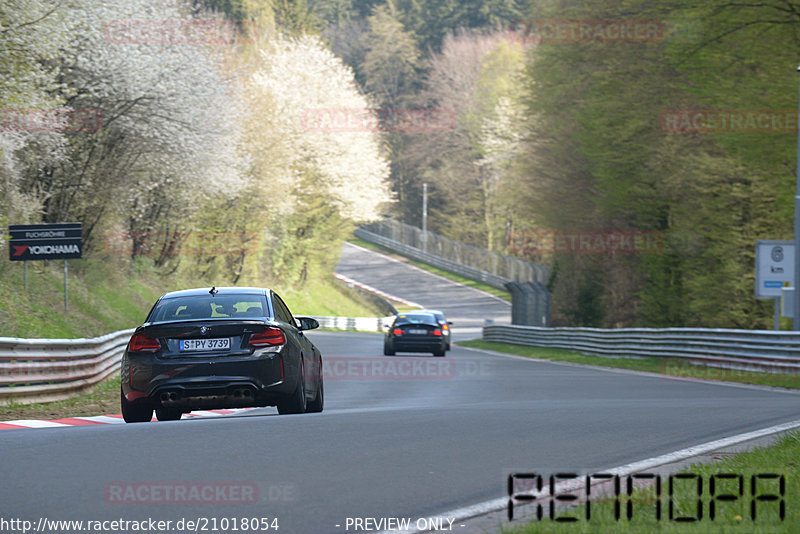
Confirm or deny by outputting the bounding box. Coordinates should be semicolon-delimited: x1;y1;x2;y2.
505;431;800;533
0;252;385;419
0;255;384;339
278;277;385;317
459;340;800;389
0;375;122;420
0;257;164;338
348;236;511;302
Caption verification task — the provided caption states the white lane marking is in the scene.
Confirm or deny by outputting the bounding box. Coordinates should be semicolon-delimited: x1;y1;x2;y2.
0;408;257;429
183;410;226;418
378;419;800;533
1;419;70;428
333;272;422;308
74;416;126;424
457;345;800;395
343;242;511;306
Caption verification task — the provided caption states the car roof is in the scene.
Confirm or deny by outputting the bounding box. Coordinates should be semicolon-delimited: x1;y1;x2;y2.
396;311;437;319
159;287;268;299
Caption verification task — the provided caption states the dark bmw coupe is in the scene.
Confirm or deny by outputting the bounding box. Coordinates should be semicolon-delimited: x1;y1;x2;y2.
120;287;323;422
383;311;447;357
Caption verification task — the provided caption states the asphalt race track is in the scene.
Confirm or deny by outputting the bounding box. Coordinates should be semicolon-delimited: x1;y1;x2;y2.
336;242;511;340
2;245;800;533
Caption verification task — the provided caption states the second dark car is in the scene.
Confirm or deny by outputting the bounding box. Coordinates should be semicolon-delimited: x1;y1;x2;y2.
383;311;447;357
419;309;452;350
120;287;323;423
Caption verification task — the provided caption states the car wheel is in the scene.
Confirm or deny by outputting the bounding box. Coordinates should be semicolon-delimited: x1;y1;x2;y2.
433;348;445;357
121;387;153;423
306;380;324;413
278;367;307;415
446;342;451;351
383;342;395;356
155;407;182;421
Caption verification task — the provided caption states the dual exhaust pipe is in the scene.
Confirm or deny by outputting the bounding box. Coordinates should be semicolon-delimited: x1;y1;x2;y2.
232;388;253;399
160;391;179;402
159;388;253;403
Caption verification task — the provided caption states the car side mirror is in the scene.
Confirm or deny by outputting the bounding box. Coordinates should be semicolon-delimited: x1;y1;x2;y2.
447;321;453;325
296;316;320;331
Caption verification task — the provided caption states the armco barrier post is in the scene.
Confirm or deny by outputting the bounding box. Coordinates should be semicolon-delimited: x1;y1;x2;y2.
506;281;528;325
520;283;538;326
526;282;551;327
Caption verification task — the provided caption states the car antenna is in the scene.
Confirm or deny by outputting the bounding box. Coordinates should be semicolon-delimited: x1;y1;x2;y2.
209;286;218;295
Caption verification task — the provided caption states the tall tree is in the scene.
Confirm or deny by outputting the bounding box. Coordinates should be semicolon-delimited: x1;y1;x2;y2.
406;30;526;249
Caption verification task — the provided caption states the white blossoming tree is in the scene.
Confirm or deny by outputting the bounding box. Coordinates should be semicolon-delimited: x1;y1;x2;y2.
0;0;73;247
19;0;249;261
237;33;392;281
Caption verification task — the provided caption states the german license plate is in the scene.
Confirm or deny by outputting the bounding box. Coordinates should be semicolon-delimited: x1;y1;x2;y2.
407;329;427;335
180;338;231;351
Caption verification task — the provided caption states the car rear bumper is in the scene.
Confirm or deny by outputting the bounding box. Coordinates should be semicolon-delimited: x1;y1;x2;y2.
390;338;446;353
122;352;293;410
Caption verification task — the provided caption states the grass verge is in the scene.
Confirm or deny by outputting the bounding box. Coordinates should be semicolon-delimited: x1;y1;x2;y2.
505;431;800;533
459;340;800;389
0;256;385;339
0;375;121;420
348;236;511;302
0;252;386;420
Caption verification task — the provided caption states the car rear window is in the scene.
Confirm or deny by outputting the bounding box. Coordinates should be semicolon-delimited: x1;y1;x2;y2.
148;295;268;322
394;314;437;325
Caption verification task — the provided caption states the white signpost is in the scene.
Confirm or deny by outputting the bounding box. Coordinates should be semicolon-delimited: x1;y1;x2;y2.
755;240;795;330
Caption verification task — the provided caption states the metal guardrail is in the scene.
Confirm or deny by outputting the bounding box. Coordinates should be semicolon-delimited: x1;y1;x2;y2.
313;316;393;332
359;219;548;286
355;228;536;290
0;329;135;405
483;324;800;373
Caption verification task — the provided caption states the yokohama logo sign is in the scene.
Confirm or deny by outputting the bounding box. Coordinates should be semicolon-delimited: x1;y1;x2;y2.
13;244;81;257
8;223;83;261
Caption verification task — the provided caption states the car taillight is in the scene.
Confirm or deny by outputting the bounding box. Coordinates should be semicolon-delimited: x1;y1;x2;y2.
128;333;161;353
392;328;403;336
432;329;443;336
249;328;286;347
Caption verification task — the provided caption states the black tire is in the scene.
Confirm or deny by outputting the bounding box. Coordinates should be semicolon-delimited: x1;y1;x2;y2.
383;342;395;356
306;379;324;413
446;342;451;351
155;407;182;421
433;348;445;357
121;388;153;423
278;367;307;415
